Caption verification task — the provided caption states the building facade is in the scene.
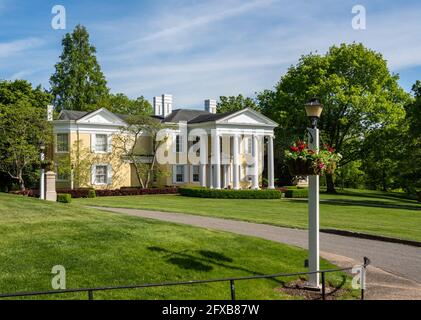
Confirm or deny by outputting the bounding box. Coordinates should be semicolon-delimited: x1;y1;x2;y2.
52;94;278;190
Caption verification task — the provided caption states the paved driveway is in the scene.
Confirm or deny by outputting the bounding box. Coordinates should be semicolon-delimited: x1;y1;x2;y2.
89;206;421;299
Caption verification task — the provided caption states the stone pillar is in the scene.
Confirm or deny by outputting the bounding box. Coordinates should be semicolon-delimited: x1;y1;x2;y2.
233;134;240;190
267;135;275;189
45;171;57;202
252;135;260;190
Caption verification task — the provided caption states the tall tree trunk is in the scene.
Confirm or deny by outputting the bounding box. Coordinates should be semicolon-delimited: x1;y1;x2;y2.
325;174;336;194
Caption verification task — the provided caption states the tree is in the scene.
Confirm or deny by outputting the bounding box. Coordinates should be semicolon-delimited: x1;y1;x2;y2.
50;24;109;112
114;114;168;188
395;82;421;195
258;43;409;193
217;94;259;113
0;80;52;190
98;93;152;116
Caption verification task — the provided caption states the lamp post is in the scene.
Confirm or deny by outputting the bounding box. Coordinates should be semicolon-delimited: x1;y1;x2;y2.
305;98;323;289
40;144;46;200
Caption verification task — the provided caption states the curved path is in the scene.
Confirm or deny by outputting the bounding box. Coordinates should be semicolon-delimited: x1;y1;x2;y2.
89;206;421;299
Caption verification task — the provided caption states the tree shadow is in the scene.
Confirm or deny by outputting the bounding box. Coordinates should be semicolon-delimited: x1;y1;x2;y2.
167;258;213;271
198;250;233;263
147;246;284;285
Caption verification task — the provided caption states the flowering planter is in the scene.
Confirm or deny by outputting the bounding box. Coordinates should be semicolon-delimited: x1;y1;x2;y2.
287;159;318;176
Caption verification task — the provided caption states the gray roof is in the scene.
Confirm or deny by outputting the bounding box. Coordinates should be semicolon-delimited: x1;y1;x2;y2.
57;108;233;124
187;110;237;124
163;109;209;123
58;110;89;120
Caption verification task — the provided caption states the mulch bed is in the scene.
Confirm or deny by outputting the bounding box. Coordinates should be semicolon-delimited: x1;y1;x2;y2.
278;278;347;300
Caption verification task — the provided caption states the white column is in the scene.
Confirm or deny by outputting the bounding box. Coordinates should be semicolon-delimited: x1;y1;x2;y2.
267;135;275;189
308;127;320;289
213;133;221;189
200;135;207;187
233;134;240;190
208;164;213;189
222;165;229;189
252;135;259;190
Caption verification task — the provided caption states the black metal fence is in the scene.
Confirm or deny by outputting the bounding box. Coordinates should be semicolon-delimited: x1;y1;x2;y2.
0;257;370;300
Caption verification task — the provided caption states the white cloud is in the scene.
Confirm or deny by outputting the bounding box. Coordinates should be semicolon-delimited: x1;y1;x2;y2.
0;38;44;59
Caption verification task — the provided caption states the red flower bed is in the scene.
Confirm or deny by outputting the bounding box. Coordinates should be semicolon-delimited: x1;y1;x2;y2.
11;187;179;198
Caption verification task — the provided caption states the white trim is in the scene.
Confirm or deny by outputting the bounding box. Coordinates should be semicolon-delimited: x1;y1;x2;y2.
76;108;126;126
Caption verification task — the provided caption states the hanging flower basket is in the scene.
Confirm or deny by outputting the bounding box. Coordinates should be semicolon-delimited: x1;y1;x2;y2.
287;158;317;176
284;141;342;176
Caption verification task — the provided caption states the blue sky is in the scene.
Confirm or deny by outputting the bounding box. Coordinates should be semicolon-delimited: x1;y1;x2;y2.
1;0;421;109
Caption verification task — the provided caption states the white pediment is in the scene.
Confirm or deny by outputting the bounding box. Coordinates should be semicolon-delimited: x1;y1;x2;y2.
217;108;278;127
76;108;126;126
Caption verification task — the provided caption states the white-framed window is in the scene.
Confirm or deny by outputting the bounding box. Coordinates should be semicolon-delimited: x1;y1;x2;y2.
92;164;112;185
174;165;185;183
95;134;108;152
192;165;200;182
56;133;69;153
243;137;252;154
91;134;112;153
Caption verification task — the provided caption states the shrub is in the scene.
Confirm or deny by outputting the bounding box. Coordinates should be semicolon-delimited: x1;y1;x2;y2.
57;193;72;203
179;187;282;199
284;188;309;198
88;189;96;198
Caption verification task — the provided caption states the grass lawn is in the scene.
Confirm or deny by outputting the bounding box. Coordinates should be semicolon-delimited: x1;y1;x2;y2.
75;189;421;242
0;193;355;300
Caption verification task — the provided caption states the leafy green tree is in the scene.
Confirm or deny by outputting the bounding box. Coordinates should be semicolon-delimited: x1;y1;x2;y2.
98;93;152;115
0;80;52;190
361;127;403;191
396;82;421;195
50;24;109;112
114;115;169;188
258;43;409;193
217;94;259;113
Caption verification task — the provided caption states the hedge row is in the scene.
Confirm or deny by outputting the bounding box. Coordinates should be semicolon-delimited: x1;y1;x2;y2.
179;187;282;199
11;187;178;199
284;188;309;198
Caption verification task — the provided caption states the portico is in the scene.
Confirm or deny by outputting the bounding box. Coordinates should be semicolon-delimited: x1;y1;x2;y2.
185;108;278;190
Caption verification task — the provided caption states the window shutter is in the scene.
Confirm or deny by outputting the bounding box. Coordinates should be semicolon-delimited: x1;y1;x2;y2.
107;135;113;153
91;166;96;185
107;165;113;185
91;134;96;152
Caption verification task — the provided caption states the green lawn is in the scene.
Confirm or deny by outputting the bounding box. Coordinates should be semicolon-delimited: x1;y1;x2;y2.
75;189;421;242
0;193;354;300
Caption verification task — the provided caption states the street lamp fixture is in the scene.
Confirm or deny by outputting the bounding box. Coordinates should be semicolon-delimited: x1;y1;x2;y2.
305;98;323;129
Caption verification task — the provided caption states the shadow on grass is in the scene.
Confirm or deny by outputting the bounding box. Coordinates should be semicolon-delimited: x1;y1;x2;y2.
147;246;284;285
288;198;421;211
333;190;418;204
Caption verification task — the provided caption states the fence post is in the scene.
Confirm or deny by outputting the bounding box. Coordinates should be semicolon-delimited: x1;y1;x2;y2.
321;272;326;300
88;290;94;300
230;280;236;301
